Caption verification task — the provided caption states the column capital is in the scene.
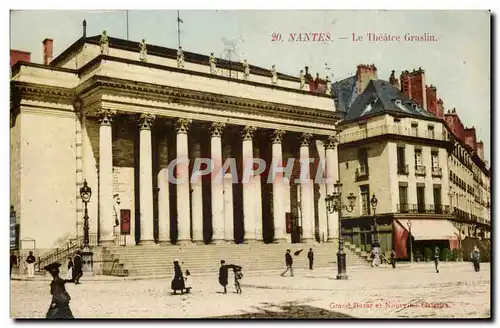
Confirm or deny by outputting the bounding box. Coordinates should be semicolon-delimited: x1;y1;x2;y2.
242;126;257;140
324;134;339;149
175;118;192;134
96;109;116;126
271;129;285;144
300;133;313;147
138;113;155;130
210;122;226;138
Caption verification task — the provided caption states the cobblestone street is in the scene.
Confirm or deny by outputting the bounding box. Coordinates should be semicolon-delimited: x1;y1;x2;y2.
10;262;490;319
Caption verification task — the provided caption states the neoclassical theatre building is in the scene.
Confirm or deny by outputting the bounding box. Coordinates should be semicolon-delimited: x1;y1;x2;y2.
10;35;343;254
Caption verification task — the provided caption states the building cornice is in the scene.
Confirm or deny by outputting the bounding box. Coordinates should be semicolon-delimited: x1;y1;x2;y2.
338;132;454;150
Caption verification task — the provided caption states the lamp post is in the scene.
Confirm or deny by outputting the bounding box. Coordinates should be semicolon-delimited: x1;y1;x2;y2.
407;220;413;263
370;194;380;266
325;180;356;280
80;180;93;272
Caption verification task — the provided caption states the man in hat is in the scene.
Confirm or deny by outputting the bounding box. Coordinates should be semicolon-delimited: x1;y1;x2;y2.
434;247;440;273
307;248;314;270
219;260;229;294
72;251;83;284
171;259;185;295
280;249;294;277
44;262;74;318
25;251;36;278
472;246;481;272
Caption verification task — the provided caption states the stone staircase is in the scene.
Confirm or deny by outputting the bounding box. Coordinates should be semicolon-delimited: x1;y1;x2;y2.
103;241;369;277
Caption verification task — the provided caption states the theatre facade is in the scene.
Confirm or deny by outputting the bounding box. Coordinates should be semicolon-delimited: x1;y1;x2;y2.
10;35;343;254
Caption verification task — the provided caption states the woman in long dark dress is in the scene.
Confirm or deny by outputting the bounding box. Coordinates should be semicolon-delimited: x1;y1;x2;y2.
45;262;74;319
219;260;229;294
171;260;185;295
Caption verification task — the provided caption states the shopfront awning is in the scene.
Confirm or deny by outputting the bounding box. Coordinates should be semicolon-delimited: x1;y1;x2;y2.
397;219;459;241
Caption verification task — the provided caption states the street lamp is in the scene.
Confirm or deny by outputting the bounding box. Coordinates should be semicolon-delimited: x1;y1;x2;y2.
407;220;414;263
80;179;93;272
370;194;380;266
325;180;356;280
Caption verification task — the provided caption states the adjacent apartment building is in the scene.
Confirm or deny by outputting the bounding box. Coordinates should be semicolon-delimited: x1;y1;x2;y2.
333;65;490;259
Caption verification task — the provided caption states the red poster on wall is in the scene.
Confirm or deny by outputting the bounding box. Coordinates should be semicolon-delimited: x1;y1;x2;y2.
286;213;292;233
393;219;408;259
120;210;131;235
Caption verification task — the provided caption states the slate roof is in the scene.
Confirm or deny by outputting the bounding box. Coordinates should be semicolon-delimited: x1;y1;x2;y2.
342;79;438;122
331;76;358;113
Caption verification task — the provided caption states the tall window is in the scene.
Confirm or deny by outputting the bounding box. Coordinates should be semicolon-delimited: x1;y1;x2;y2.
411;123;418;137
433;186;442;213
399;185;408;213
431;151;439;168
417;185;425;213
397;146;406;174
427;125;435;139
358;148;368;176
415;149;423;165
360;185;370;215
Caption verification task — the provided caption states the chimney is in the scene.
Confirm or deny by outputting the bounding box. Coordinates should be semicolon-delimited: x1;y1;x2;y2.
83;20;87;39
43;38;54;65
400;67;426;110
356;64;377;94
10;49;31;67
426;84;438;117
464;127;477;151
477;141;484;160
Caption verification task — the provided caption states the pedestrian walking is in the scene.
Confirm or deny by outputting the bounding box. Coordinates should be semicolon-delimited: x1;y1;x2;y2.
44;262;74;319
370;248;376;267
280;249;294;277
233;265;243;294
434;247;440;273
10;253;17;277
72;251;83;284
390;249;396;269
184;269;192;294
25;251;36;278
471;246;481;272
307;248;314;270
219;260;229;294
66;257;74;281
171;259;185;295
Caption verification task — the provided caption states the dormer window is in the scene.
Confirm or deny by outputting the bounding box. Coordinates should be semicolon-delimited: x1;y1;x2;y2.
412;103;418;110
370;97;378;106
395;99;402;105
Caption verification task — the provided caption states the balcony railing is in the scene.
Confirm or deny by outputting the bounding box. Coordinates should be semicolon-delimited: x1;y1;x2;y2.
355;165;369;180
339;124;447;144
432;167;442;177
397;164;409;175
415;165;426;176
397;203;451;214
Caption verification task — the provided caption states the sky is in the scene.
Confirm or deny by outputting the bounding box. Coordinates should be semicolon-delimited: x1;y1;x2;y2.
10;10;491;163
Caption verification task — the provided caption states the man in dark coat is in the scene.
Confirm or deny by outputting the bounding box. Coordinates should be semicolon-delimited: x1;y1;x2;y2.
434;247;440;273
307;248;314;270
10;253;17;277
472;246;481;272
72;251;83;284
219;260;229;294
44;262;74;319
390;249;396;269
280;249;294;277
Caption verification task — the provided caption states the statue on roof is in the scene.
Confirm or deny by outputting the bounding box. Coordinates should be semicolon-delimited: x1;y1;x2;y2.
325;75;332;95
299;70;305;90
100;30;109;55
271;65;278;85
177;46;185;68
243;59;250;79
139;39;147;62
209;52;217;74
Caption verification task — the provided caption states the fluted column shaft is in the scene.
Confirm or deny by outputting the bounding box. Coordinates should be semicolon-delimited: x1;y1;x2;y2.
211;122;225;243
138;114;155;244
271;130;286;242
98;110;115;245
176;119;192;243
242;126;257;242
299;133;314;242
191;141;204;243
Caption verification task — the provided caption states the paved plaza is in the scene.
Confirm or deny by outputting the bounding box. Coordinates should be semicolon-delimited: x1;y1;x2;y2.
10;262;490;319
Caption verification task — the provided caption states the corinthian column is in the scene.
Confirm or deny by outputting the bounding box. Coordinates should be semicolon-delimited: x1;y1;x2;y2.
190;140;204;244
176;118;192;244
138;114;155;245
325;135;339;242
242;126;257;242
210;122;225;243
97;109;115;245
271;129;286;242
299;133;315;243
